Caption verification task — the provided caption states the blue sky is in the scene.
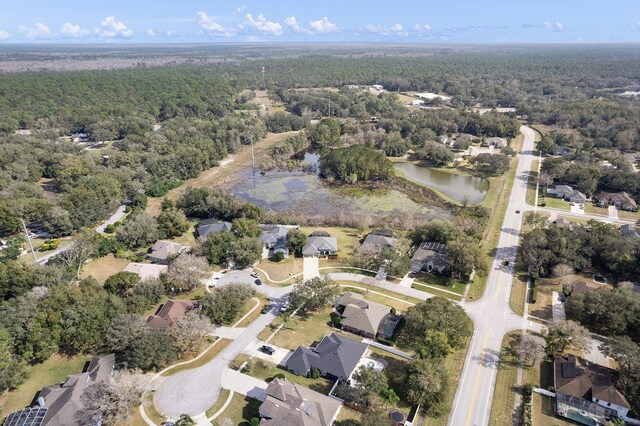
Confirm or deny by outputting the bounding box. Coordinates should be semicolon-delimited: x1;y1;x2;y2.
0;0;639;43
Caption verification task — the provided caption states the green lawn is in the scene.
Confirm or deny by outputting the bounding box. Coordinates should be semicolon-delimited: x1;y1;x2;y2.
509;273;529;317
411;282;463;301
213;393;261;426
525;160;540;206
532;394;575;426
244;359;334;394
205;388;231;417
266;307;340;350
236;297;267;328
541;196;570;211
161;338;231;377
79;254;130;284
256;256;303;283
414;272;467;295
0;354;91;417
585;203;609;216
618;209;640;221
336;282;417;313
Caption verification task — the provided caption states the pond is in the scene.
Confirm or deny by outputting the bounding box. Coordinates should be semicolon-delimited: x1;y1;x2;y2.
393;162;489;204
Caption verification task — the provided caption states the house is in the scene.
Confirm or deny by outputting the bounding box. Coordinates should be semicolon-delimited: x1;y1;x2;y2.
554;185;588;204
334;292;399;339
258;378;342;426
485;137;508;148
623;153;640;165
71;132;89;143
553;355;638;426
409;242;448;274
554;185;575;200
553;218;576;230
122;262;167;280
415;92;452;101
437;135;454;146
594;192;638;211
554;145;575;156
147;240;187;264
371;84;384;91
302;236;338;257
259;225;292;258
569;191;588;204
411;100;424;106
3;354;115;426
196;219;232;238
620;224;640;238
286;333;368;381
357;231;398;255
145;299;199;328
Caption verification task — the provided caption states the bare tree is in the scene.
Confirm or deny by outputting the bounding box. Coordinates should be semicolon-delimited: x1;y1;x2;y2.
58;229;98;279
165;253;210;292
520;334;546;366
545;320;591;356
171;312;213;355
552;263;574;278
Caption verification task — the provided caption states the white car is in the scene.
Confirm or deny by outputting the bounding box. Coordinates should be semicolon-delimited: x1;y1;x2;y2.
250;272;259;278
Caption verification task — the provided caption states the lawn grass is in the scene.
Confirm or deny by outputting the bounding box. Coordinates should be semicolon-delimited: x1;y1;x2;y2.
542;197;571;211
161;338;231;377
510;273;529;317
212;393;261;426
267;307;338;350
468;158;518;301
584;203;609;216
236;297;266;328
532;394;575;426
245;359;334;394
414;272;467;295
0;354;91;417
171;222;198;247
142;390;166;425
256;256;303;282
489;331;525;426
205;388;231;418
618;209;640;221
525;160;540;206
298;226;361;267
411;282;463;301
336;282;417;313
335;406;363;423
79;254;129;284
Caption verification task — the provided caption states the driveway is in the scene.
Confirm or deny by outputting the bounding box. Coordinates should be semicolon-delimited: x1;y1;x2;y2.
570;203;584;215
221;368;267;401
303;256;320;280
96;204;127;233
551;291;566;321
398;273;415;288
243;339;292;366
608;205;619;220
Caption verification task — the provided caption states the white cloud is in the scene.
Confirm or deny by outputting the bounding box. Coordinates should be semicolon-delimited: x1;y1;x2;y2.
555;22;565;31
198;11;235;36
166;30;176;36
96;16;133;38
244;13;283;36
18;22;52;39
146;29;157;37
544;21;565;31
390;24;404;32
544;22;552;29
60;23;90;38
233;5;246;16
364;23;406;36
309;17;338;34
0;30;10;40
415;23;432;32
284;16;310;34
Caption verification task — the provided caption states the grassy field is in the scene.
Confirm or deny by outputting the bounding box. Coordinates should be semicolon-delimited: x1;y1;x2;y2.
618;209;640;221
533;394;576;425
297;226;362;268
337;281;422;305
266;307;338;350
525;160;540;206
584;203;609;216
411;282;463;301
205;388;231;417
244;359;334;394
542;197;571;211
335;406;363;423
0;354;91;417
256;256;303;282
414;272;467;295
79;254;129;284
337;282;417;313
509;273;529;317
236;297;266;328
161;338;231;377
212;393;261;426
468;158;518;301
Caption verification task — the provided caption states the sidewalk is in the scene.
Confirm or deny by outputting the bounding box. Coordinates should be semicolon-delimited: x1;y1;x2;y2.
221;368;267;401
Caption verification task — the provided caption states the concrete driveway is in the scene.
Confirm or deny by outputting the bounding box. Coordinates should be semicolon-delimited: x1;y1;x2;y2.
243;339;293;366
221;368;267;401
303;256;320;280
570;203;584;215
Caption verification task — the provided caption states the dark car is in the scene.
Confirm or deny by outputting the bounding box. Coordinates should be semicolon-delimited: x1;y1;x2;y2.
261;305;271;314
504;260;510;266
254;279;263;285
515;210;521;214
260;345;275;355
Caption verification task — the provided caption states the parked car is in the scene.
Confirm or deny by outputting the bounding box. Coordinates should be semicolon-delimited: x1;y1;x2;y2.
254;279;263;285
260;345;275;355
280;302;290;313
515;210;521;214
250;272;259;278
261;305;271;314
504;260;510;266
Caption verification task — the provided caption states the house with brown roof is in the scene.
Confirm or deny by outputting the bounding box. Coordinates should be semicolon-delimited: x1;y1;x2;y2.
357;231;398;256
594;191;638;212
147;240;188;264
3;354;115;426
334;292;398;339
122;262;167;280
258;378;342;426
145;299;199;328
553;355;637;425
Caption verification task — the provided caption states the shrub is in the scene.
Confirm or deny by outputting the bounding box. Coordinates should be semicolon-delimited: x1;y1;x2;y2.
274;373;285;379
104;224;116;233
271;251;285;262
308;368;321;379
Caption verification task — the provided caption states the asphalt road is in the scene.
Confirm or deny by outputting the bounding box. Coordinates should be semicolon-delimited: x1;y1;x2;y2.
448;126;542;426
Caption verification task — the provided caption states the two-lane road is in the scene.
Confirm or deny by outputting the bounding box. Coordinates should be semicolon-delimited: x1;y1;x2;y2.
449;126;540;426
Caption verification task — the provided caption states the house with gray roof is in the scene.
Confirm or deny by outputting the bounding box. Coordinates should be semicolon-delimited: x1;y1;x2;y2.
554;185;588;204
410;242;448;274
302;236;338;258
122;262;167;280
258;378;342;426
3;354;115;426
147;240;187;264
334;292;396;339
485;137;508;148
357;232;398;256
554;185;575;200
620;224;640;239
196;219;232;238
259;225;291;258
286;333;368;381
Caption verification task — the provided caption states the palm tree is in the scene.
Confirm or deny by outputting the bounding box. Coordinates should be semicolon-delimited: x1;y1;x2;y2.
380;388;399;409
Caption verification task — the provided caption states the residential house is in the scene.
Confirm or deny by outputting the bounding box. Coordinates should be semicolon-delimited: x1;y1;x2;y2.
554;185;574;199
259;225;292;258
196;219;232;238
357;231;398;255
594;191;638;211
569;191;588;204
620;224;640;239
286;333;368;381
554;355;638;426
371;84;384;91
623;153;640;165
554;146;575;156
485;137;508;148
147;240;187;264
3;354;115;426
122;262;167;280
553;218;576;230
258;378;342;426
554;185;588;204
437;135;454;147
334;292;399;339
409;242;448;274
145;299;199;328
302;235;338;258
411;100;424;107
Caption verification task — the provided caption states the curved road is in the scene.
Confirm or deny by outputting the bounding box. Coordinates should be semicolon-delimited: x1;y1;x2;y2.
448;125;542;426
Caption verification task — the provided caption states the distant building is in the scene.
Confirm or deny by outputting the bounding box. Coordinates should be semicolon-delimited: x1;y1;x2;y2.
145;299;199;328
122;262;167;280
554;146;575;156
259;225;292;258
554;185;588;204
196;219;232;238
258;378;342;426
485;137;508;148
410;242;448;274
415;92;452;101
594;191;638;211
437;135;455;147
553;218;576;230
620;224;640;239
357;231;398;255
147;240;187;264
371;84;384;91
3;354;115;426
302;235;338;258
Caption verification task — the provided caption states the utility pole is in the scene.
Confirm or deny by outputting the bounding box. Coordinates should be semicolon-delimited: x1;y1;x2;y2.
261;66;266;91
250;135;256;189
21;218;37;264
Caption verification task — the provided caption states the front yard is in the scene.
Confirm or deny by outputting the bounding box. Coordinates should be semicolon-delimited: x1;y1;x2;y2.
256;256;303;283
79;254;129;284
212;393;261;426
243;359;334;395
298;226;362;268
584;203;608;216
260;307;340;350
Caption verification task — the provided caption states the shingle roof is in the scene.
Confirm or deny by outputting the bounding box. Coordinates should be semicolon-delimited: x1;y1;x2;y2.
302;237;338;256
357;234;398;254
122;263;167;280
148;240;186;261
196;220;232;238
286;333;368;380
145;299;199;328
259;379;342;426
335;292;390;336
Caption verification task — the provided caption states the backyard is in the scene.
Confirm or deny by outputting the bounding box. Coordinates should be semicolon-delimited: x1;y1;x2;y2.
79;253;129;284
243;359;334;394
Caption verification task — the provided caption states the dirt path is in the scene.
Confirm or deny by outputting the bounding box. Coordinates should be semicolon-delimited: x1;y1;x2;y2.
145;131;298;215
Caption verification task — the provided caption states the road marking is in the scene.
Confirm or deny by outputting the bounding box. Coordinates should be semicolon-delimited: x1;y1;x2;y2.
466;333;490;426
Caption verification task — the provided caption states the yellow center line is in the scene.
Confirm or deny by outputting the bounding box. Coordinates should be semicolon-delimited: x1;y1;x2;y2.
466;333;490;426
